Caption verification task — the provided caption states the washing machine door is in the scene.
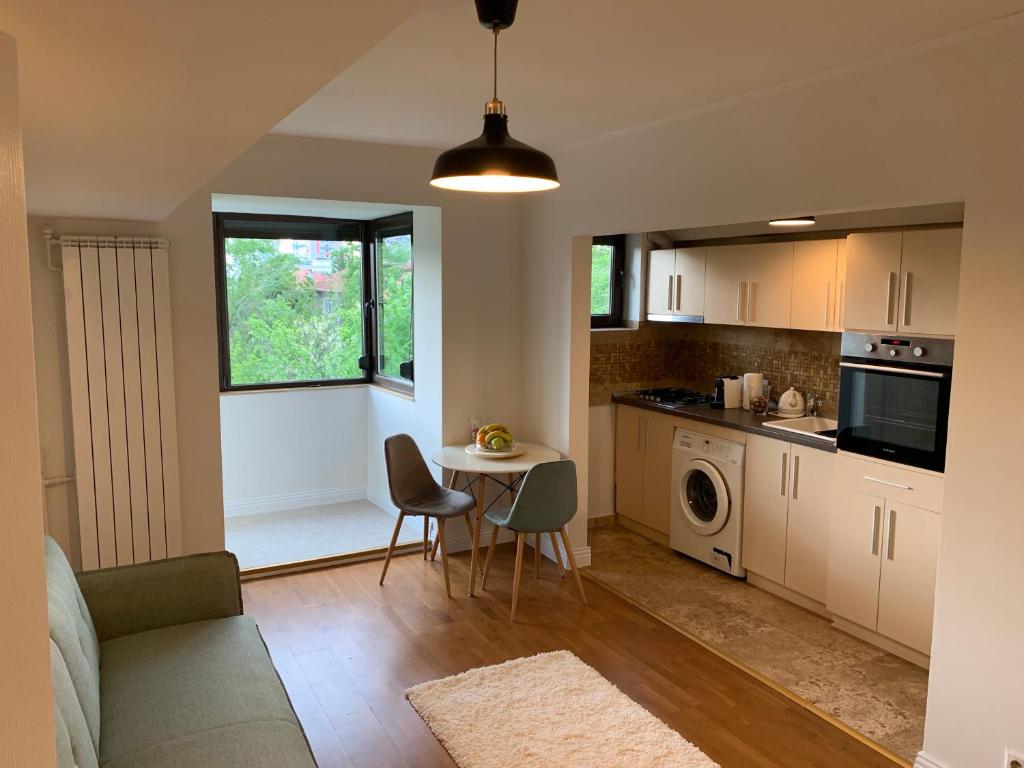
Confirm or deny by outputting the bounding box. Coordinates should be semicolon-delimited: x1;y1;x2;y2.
678;459;731;535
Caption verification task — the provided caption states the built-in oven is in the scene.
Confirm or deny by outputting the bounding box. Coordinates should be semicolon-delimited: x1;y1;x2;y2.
837;333;954;473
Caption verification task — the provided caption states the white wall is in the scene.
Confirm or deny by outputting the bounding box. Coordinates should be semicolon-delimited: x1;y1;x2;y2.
220;387;369;516
0;31;55;767
522;16;1024;766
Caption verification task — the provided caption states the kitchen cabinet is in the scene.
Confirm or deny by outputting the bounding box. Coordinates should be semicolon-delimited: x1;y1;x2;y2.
647;248;706;320
835;238;847;331
741;435;790;584
876;502;942;653
791;239;841;332
784;445;832;602
843;232;902;333
827;454;943;655
704;243;793;327
742;434;831;602
614;406;645;524
897;228;961;337
843;227;961;336
614;406;674;535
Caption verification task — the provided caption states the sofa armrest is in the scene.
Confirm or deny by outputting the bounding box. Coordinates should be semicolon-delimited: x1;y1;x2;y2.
77;551;243;642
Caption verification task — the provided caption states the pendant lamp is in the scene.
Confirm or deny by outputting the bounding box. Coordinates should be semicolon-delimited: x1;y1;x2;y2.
430;0;559;193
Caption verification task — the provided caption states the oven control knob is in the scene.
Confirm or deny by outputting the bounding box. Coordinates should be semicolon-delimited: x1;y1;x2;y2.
863;343;876;352
889;348;899;357
913;346;925;358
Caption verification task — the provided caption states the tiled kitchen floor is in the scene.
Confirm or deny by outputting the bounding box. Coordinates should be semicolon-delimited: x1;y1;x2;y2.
585;525;927;763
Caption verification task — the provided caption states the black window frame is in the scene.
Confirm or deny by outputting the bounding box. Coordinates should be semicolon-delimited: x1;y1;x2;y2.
213;211;414;393
368;213;415;392
590;234;627;329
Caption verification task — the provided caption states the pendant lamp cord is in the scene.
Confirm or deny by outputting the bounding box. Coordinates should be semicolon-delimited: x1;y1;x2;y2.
493;27;499;100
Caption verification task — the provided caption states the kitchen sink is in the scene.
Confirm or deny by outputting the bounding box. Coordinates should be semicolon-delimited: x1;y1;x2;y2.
762;416;838;442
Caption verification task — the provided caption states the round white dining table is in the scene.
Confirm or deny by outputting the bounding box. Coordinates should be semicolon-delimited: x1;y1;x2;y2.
431;442;561;596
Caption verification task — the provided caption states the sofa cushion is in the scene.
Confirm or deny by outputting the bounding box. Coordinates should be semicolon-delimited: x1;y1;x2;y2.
101;721;316;768
46;536;102;756
51;638;100;768
98;615;308;766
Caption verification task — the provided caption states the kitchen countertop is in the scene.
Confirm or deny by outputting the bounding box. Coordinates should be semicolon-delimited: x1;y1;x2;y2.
612;394;837;452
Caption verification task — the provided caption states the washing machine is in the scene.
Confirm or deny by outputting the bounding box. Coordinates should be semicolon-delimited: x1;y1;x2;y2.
669;427;746;577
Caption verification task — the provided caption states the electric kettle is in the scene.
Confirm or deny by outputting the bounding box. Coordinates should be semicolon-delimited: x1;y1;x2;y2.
776;387;806;418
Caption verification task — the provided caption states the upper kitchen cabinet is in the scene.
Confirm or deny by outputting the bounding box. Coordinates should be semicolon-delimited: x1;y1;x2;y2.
705;242;793;327
792;239;842;332
898;228;961;337
843;227;961;336
843;232;902;333
647;248;706;321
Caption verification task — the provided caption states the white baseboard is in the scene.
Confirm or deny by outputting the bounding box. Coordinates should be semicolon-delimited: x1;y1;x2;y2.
914;752;951;768
831;616;930;669
365;488;398;515
224;485;366;517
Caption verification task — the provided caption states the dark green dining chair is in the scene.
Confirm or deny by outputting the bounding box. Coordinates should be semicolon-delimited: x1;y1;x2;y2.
480;459;587;621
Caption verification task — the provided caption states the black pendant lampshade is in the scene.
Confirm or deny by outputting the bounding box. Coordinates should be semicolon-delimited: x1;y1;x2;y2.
429;0;559;193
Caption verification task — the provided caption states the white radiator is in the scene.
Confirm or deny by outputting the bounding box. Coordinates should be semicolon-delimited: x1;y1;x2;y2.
61;236;181;569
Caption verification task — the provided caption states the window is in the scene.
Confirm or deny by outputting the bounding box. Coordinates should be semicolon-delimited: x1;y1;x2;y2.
590;234;626;328
214;212;414;392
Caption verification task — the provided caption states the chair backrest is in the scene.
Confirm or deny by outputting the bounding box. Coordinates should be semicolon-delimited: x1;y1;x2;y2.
45;536;101;768
384;434;440;508
505;460;578;532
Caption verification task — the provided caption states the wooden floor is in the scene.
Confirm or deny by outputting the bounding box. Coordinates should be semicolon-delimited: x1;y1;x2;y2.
242;543;898;768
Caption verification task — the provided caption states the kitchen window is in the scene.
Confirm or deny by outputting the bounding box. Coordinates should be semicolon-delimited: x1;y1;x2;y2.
590;234;626;328
213;212;414;392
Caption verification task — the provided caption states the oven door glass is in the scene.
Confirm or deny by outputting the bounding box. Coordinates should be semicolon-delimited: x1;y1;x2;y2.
838;363;951;472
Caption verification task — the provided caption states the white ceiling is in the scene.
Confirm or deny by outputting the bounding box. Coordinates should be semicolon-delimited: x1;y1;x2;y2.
275;0;1024;151
1;1;424;220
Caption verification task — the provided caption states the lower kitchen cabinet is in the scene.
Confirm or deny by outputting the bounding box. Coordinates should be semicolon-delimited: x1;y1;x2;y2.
613;406;674;536
614;406;645;524
876;502;942;653
742;434;831;603
827;485;942;655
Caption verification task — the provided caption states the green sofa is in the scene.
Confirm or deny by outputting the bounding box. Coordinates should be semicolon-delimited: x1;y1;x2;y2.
45;536;318;768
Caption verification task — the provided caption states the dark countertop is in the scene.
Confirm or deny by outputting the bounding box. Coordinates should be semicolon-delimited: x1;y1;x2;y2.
612;394;837;453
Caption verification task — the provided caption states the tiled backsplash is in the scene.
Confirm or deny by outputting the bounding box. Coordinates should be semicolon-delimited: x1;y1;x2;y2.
590;323;841;416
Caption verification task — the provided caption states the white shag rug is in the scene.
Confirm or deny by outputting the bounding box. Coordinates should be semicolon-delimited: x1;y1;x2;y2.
405;650;719;768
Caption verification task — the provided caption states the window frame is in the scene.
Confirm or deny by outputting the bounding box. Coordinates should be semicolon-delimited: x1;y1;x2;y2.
590;234;627;329
213;211;414;393
367;213;415;394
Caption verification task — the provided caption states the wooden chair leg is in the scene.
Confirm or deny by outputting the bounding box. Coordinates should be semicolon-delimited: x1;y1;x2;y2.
559;526;587;606
534;532;541;579
463;511;483;575
437;518;452;599
422;516;429;560
511;532;526;622
433;470;460;562
379;512;405;585
549;531;566;578
430;532;439;561
481;522;500;590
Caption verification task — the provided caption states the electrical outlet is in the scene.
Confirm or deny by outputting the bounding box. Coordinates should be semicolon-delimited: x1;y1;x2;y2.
1006;747;1024;768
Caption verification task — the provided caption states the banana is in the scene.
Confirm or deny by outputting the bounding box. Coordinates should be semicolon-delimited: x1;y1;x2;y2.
484;430;513;444
479;423;508;435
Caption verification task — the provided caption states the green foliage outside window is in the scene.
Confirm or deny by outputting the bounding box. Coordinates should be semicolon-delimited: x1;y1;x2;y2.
591;244;613;315
375;233;413;379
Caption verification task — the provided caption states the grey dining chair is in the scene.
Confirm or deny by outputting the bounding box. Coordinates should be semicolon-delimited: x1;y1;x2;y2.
379;434;476;598
480;459;587;621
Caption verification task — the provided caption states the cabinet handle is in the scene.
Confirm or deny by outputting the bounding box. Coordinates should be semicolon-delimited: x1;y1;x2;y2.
792;454;800;500
824;283;831;328
871;505;882;555
746;281;754;322
885;271;897;326
780;452;788;496
837;280;845;328
903;272;913;326
887;508;897;560
676;274;682;311
736;282;745;322
862;475;913;491
667;275;673;312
